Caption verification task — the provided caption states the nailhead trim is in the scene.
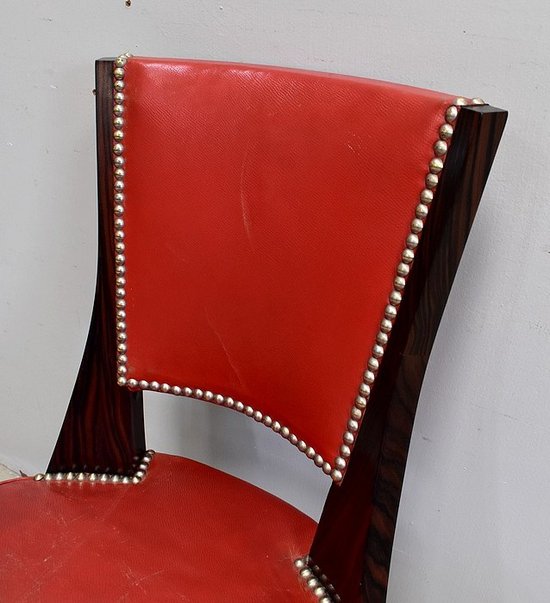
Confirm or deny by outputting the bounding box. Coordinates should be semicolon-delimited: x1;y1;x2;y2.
34;450;155;484
295;556;341;602
334;94;487;482
112;54;486;484
112;53;131;394
127;377;334;474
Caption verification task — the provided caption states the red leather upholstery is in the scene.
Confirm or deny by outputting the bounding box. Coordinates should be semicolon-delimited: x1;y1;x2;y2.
121;58;458;468
0;454;316;602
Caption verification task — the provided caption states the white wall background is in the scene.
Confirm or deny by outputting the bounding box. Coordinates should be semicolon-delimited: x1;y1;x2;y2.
1;1;548;601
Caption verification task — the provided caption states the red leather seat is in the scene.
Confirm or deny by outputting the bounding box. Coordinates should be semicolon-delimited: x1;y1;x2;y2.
0;454;317;602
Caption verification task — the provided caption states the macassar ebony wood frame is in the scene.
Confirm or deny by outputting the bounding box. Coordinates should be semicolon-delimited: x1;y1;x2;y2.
48;58;506;602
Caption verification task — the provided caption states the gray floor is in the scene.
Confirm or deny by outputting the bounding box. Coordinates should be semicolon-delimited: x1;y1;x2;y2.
0;463;19;482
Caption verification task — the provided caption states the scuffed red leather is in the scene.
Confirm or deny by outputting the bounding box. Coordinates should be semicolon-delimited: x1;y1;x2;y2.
0;454;316;602
122;58;457;463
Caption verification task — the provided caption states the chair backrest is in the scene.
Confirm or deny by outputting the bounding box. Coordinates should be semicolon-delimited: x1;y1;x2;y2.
112;55;469;482
48;55;507;602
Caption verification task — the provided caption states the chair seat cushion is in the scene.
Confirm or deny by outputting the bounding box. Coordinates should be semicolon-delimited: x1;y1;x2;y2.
0;454;317;602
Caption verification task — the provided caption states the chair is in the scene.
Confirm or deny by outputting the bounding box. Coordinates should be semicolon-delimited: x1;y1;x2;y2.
0;55;506;602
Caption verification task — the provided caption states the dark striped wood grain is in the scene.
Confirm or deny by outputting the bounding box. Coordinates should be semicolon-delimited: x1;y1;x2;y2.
47;60;145;476
311;105;508;602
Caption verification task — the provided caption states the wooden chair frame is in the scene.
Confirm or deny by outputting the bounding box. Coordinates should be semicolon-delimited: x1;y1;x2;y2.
46;58;507;602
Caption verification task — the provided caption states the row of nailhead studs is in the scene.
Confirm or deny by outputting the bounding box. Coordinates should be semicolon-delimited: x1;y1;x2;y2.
126;378;336;476
34;450;155;484
295;557;340;603
112;54;131;387
332;96;487;483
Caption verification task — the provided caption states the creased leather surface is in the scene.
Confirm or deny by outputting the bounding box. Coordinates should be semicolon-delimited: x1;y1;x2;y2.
123;58;457;464
0;454;316;602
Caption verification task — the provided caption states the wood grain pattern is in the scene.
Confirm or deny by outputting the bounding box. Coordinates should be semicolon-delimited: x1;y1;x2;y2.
47;60;145;476
311;105;508;602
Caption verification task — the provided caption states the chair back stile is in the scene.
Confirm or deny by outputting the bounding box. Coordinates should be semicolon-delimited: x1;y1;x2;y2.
48;59;145;477
311;105;507;602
